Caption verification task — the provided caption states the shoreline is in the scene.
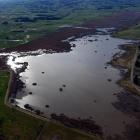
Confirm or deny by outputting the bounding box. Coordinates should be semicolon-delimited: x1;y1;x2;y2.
1;10;140;139
2;33;140;139
111;42;140;96
3;71;103;138
4;69;51;121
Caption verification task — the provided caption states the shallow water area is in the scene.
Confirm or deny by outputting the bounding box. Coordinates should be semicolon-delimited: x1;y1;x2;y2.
3;34;140;138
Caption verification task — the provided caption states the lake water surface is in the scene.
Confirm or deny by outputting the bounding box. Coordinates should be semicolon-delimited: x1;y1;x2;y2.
5;34;140;138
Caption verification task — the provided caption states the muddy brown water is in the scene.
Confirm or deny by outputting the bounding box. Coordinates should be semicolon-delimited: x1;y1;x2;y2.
2;34;140;139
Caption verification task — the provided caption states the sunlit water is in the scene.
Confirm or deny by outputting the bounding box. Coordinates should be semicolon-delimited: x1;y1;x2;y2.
3;34;139;137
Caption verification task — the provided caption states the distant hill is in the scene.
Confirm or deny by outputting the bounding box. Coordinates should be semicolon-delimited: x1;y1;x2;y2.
0;0;140;13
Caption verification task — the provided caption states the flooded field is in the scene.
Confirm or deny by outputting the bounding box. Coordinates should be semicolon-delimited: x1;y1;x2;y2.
4;34;140;138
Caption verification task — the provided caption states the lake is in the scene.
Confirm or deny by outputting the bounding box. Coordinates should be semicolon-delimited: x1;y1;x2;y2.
5;34;140;138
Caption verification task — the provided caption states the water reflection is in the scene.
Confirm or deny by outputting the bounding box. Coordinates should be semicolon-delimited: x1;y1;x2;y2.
4;34;139;137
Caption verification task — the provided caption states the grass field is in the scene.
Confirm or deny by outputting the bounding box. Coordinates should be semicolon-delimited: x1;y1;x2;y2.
0;0;139;49
0;71;101;140
116;23;140;40
0;9;114;48
39;122;101;140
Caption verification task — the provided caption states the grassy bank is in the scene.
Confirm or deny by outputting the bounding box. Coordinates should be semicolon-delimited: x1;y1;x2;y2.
0;71;101;140
39;122;101;140
116;23;140;40
0;71;44;140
